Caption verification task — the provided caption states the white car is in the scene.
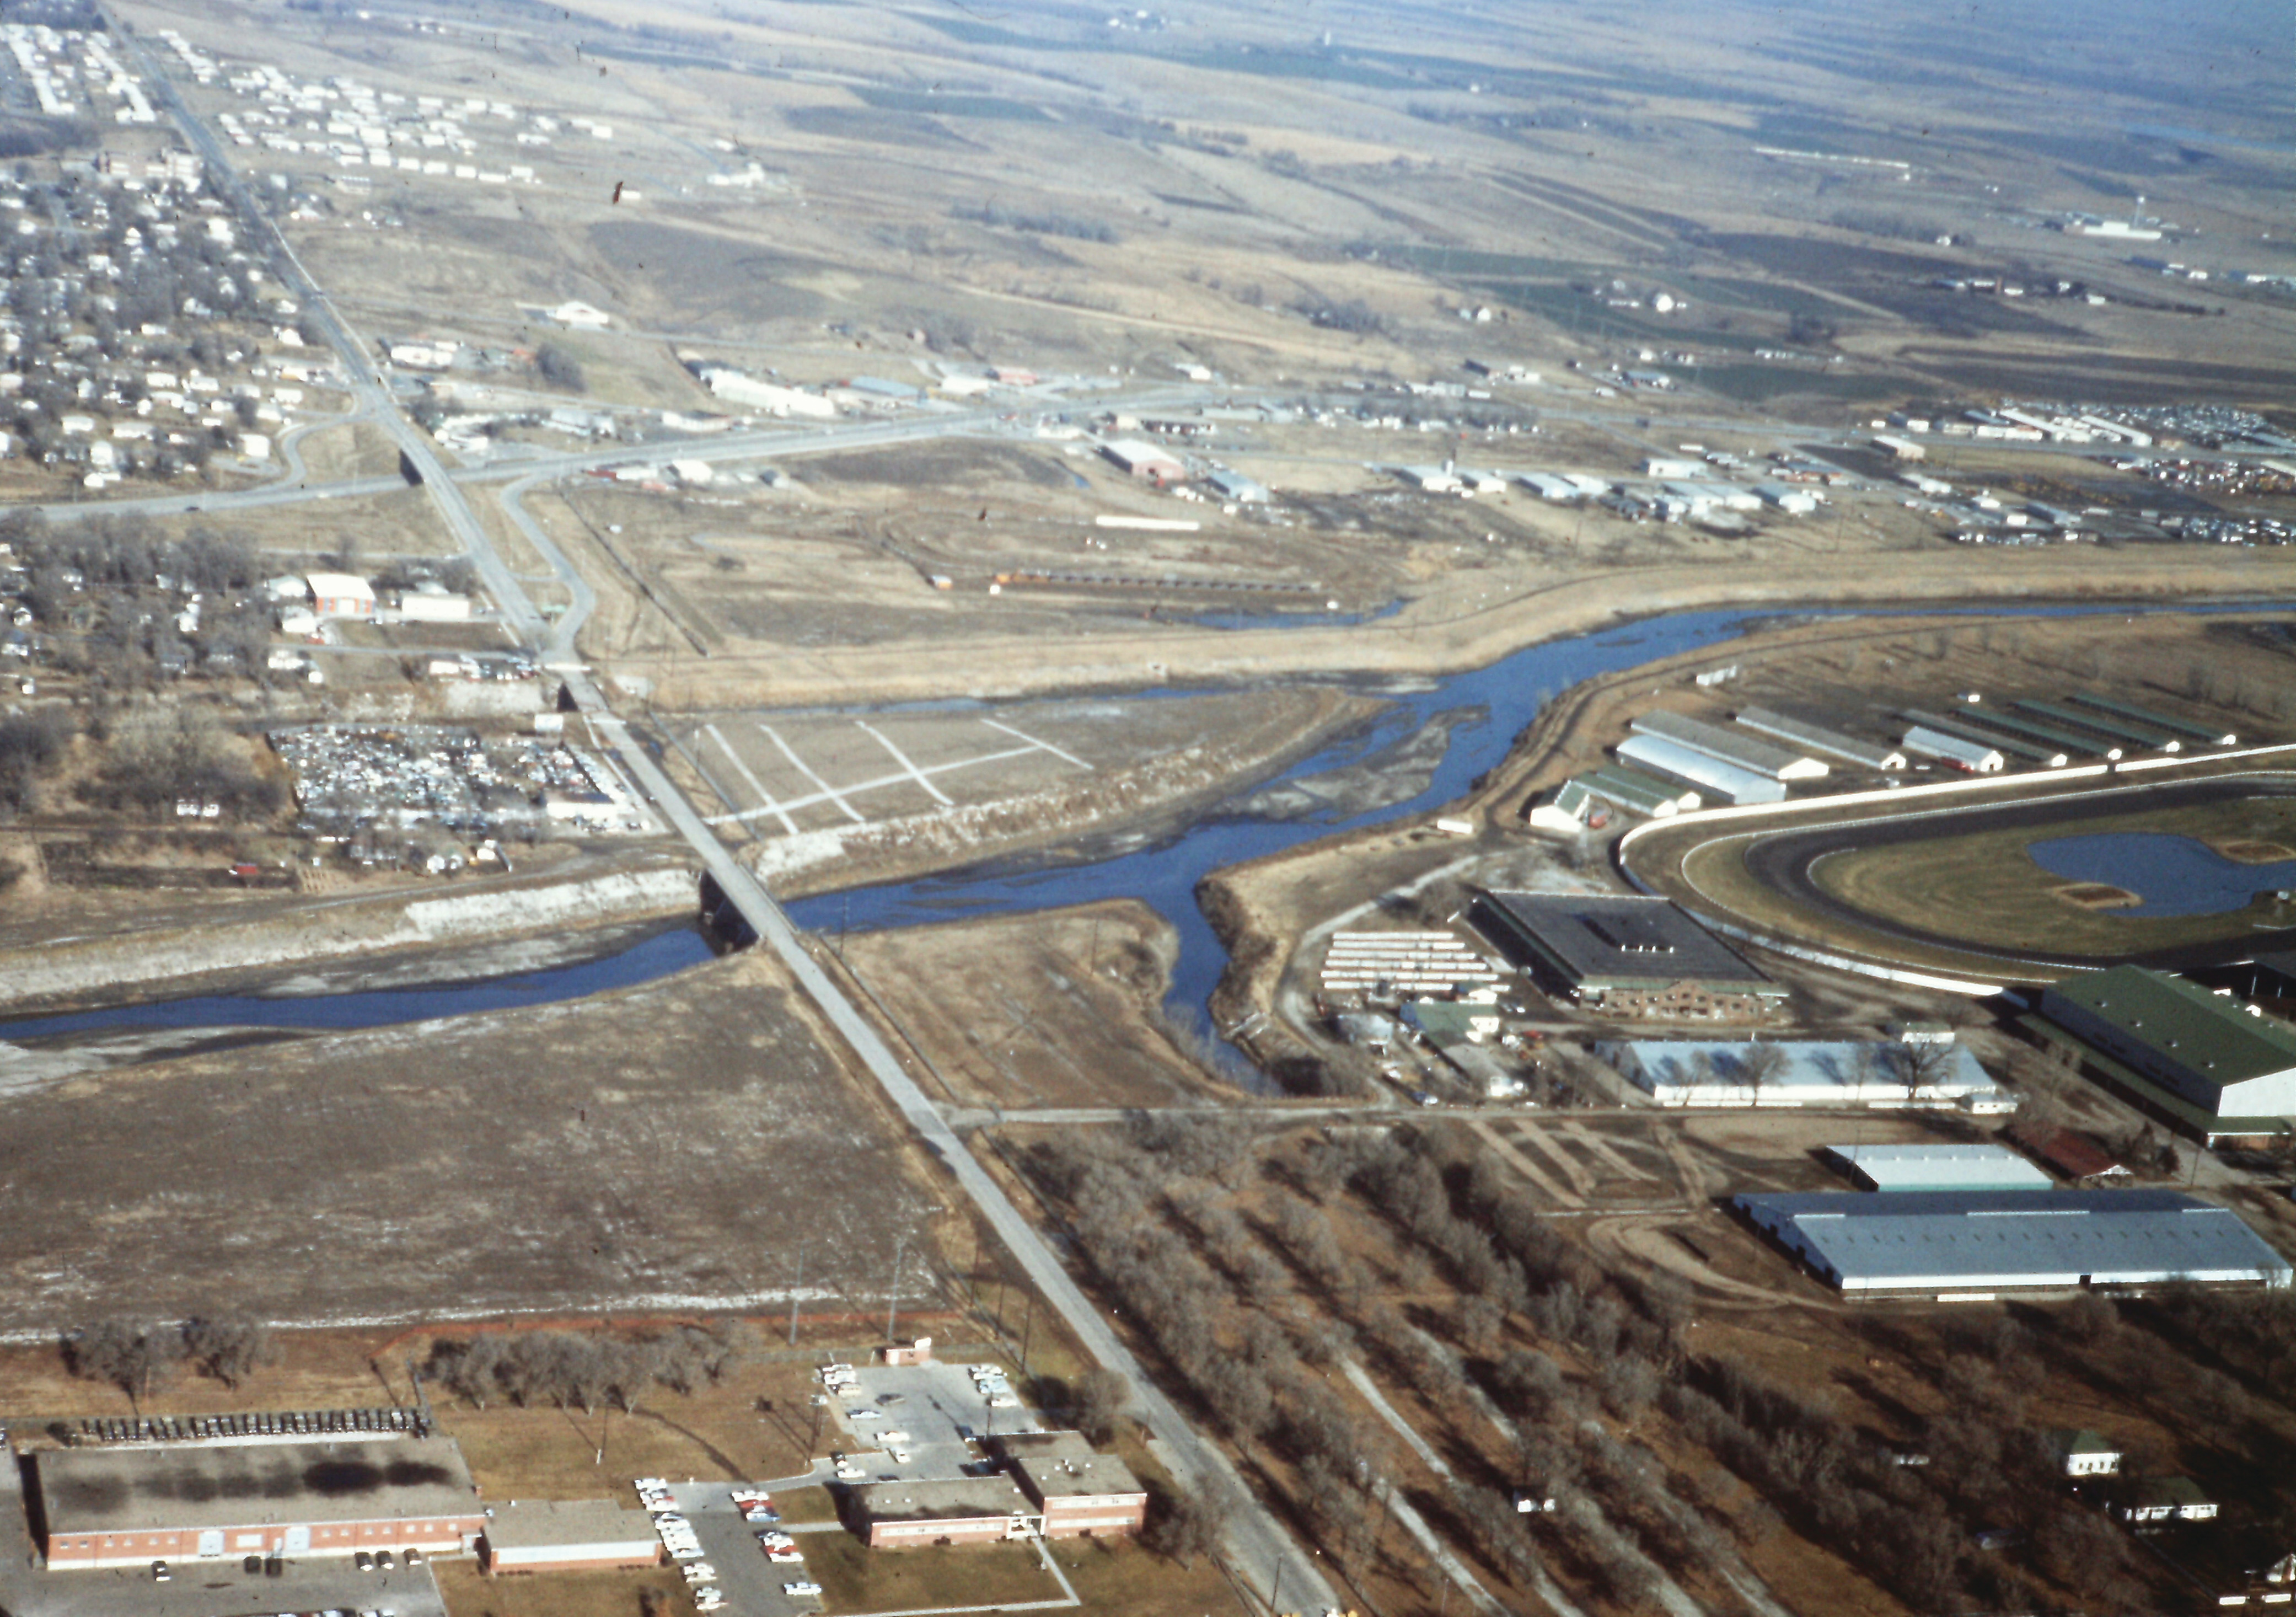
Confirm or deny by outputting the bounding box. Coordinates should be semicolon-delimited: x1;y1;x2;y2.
785;1582;823;1598
878;1431;910;1445
850;1409;884;1422
834;1465;866;1481
669;1544;705;1561
768;1547;804;1564
682;1564;717;1583
892;1449;913;1464
757;1532;795;1550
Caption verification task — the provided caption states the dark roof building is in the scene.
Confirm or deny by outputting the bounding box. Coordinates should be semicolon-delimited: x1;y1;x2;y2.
2037;966;2296;1138
1471;892;1784;1005
1735;1188;2293;1297
37;1437;485;1570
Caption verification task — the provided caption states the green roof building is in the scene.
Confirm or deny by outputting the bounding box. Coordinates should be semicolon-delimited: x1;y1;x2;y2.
2038;966;2296;1137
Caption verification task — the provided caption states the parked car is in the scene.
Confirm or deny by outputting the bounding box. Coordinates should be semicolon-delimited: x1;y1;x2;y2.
151;1561;170;1582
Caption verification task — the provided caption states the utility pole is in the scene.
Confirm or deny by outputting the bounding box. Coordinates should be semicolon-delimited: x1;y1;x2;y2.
886;1231;906;1345
788;1246;804;1347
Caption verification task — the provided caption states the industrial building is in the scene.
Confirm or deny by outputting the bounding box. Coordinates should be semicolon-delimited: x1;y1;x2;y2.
1733;1188;2294;1297
1629;711;1829;781
36;1437;485;1570
1901;724;2004;772
1735;709;1906;772
1000;1433;1148;1539
1472;892;1787;1016
1616;733;1787;805
1098;439;1184;481
1598;1038;1995;1106
2035;966;2296;1138
480;1500;661;1575
1825;1142;2053;1192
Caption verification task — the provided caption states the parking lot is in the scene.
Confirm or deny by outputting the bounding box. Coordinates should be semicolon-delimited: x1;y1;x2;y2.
831;1360;1049;1471
651;1468;833;1617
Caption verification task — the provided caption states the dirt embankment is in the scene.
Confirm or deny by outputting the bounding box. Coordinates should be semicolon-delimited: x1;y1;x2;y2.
755;686;1383;898
0;862;698;1014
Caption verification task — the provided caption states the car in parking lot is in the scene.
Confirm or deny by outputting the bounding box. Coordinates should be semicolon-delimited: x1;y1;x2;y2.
151;1560;169;1582
878;1430;911;1445
377;1550;395;1570
355;1550;374;1571
682;1562;717;1583
757;1530;795;1550
850;1409;884;1422
785;1581;823;1598
892;1449;913;1464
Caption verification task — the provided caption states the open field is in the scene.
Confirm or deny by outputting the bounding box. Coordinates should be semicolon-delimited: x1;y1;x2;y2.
0;947;940;1330
838;902;1221;1113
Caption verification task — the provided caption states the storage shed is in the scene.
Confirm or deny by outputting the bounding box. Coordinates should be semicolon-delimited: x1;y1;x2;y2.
1824;1142;2052;1193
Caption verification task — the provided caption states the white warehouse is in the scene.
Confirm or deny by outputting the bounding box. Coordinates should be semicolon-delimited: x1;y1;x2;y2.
1614;734;1785;806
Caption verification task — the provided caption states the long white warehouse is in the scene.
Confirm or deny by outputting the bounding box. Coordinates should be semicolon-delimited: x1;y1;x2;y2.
1901;725;2004;772
1615;734;1787;805
1735;1188;2294;1297
1629;710;1828;781
1734;708;1906;771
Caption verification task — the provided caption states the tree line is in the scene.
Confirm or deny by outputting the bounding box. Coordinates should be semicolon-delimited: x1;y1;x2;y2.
63;1315;275;1405
425;1321;762;1416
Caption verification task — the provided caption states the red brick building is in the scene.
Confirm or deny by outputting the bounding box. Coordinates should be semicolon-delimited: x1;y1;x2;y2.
37;1437;485;1571
1001;1433;1147;1540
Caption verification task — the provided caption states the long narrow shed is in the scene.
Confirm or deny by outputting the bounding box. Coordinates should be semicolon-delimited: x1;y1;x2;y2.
1902;709;2065;769
1616;734;1787;805
2016;698;2178;753
1734;708;1905;771
1632;710;1828;781
2066;693;2234;747
1901;725;2003;772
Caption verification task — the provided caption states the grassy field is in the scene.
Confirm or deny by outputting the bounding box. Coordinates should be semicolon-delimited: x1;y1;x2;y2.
1810;793;2296;956
435;1555;688;1617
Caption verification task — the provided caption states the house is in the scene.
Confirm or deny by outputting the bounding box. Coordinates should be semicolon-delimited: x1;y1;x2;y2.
2116;1476;2215;1525
2045;1428;2123;1478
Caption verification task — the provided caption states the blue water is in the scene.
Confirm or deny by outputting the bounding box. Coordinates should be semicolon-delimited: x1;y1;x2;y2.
0;927;716;1041
2028;832;2296;918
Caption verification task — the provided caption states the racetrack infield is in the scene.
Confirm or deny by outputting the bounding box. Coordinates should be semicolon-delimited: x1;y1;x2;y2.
1643;771;2296;982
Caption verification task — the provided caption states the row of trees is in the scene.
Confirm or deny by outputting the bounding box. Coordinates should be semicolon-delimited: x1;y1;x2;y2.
63;1315;274;1404
425;1321;761;1416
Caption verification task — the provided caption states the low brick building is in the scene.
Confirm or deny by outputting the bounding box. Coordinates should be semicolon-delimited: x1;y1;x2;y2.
481;1500;661;1574
854;1476;1037;1549
37;1437;485;1570
1000;1433;1146;1540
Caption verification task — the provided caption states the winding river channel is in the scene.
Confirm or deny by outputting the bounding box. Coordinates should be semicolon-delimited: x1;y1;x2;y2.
3;598;2277;1053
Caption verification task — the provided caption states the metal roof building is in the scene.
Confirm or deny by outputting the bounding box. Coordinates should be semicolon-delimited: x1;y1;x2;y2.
1616;733;1787;805
1630;710;1828;781
1734;1188;2294;1295
1901;725;2003;772
1734;708;1905;771
1600;1038;1993;1106
1902;708;2067;768
2066;693;2234;747
2038;966;2296;1133
1825;1142;2053;1193
2017;698;2177;753
1472;892;1785;1003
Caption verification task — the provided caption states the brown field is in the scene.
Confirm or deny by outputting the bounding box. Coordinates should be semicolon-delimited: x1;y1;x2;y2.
0;948;942;1330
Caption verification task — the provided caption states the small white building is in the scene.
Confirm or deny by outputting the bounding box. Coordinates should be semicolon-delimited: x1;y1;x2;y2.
307;572;376;618
399;591;472;623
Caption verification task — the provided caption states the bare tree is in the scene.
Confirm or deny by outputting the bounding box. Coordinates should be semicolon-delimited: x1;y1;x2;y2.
1892;1040;1956;1102
1073;1367;1129;1446
1739;1041;1788;1107
184;1315;273;1390
1146;1479;1226;1567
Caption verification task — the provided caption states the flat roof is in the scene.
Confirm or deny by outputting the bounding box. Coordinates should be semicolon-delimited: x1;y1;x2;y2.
1736;1188;2293;1291
1826;1142;2053;1192
1477;893;1775;993
38;1438;479;1535
483;1499;658;1552
1000;1433;1145;1501
856;1476;1034;1523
